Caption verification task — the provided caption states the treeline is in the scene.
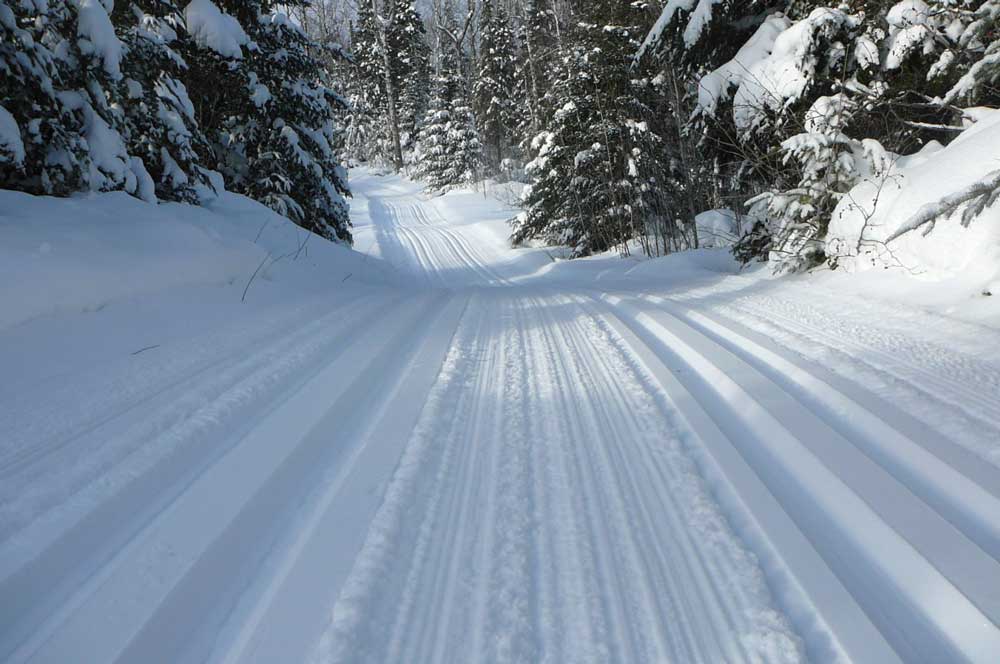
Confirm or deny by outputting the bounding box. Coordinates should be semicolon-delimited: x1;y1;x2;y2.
0;0;351;241
639;0;1000;272
339;0;1000;269
6;1;999;270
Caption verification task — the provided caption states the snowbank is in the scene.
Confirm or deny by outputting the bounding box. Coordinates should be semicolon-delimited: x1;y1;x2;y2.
0;188;393;331
696;209;740;248
827;109;1000;294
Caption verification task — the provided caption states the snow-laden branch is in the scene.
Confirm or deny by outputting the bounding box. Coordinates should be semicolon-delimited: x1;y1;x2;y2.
886;168;1000;242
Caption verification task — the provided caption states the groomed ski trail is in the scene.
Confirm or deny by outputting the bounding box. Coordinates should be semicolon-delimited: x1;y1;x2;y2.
3;170;1000;664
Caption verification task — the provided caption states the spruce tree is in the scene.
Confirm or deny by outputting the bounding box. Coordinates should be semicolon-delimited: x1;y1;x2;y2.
113;0;210;203
1;0;138;197
414;52;481;191
512;0;558;158
343;5;388;164
388;0;430;152
184;0;352;241
0;0;86;194
474;2;516;174
513;1;680;256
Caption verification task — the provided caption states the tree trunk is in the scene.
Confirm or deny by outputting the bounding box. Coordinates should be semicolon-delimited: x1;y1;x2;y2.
372;0;404;171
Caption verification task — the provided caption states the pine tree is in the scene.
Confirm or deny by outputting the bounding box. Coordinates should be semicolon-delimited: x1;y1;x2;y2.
388;0;430;152
184;0;352;241
474;2;516;174
513;2;681;257
414;52;481;191
113;0;210;203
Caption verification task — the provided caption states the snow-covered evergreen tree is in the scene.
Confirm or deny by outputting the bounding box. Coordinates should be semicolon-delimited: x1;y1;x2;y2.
513;2;680;256
414;52;481;190
250;7;351;241
1;0;141;197
943;0;1000;106
343;1;390;164
113;0;210;203
183;0;352;241
0;0;83;194
511;0;559;158
388;0;430;152
474;2;517;174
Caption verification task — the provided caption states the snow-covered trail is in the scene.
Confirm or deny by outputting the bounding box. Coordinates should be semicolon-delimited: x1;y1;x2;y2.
3;171;1000;663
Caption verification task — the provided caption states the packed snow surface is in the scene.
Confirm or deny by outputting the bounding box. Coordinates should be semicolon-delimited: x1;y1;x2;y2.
2;170;1000;663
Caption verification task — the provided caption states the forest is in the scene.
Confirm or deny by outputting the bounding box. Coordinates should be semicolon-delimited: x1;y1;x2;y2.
2;0;999;273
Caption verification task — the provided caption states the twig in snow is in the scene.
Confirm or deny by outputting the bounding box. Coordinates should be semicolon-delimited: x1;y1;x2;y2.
131;344;161;356
242;253;271;303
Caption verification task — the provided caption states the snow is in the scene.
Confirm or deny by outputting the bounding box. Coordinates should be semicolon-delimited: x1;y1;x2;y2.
0;104;24;166
81;102;133;193
696;15;791;119
720;10;856;133
695;209;740;248
184;0;249;59
2;168;1000;663
683;0;722;46
74;0;123;79
0;184;390;332
884;0;935;70
636;0;697;60
827;107;1000;293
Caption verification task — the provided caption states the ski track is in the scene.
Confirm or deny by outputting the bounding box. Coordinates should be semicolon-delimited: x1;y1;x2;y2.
665;281;1000;465
309;293;803;664
5;173;1000;663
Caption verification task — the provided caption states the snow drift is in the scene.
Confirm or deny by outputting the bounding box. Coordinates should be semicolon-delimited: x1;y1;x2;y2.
827;109;1000;293
0;187;392;331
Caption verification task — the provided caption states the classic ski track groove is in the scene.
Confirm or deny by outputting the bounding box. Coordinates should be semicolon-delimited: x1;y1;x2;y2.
652;294;1000;558
712;289;1000;428
598;292;1000;663
312;292;805;664
0;290;370;482
6;296;446;664
378;198;510;287
0;294;406;661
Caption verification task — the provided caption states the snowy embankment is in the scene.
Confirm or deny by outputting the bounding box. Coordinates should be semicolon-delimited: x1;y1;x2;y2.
0;187;393;332
828;108;1000;300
